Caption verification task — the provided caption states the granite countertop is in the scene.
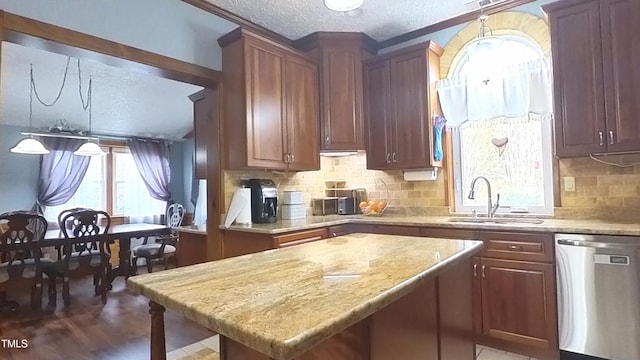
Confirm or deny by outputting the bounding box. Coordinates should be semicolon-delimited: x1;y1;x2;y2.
221;215;640;237
127;233;482;360
177;224;207;235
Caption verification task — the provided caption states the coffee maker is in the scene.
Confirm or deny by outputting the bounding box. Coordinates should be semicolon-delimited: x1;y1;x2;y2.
247;179;278;223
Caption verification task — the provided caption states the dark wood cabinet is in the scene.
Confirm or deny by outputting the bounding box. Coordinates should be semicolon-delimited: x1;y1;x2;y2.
421;227;559;359
472;233;559;360
600;0;640;152
546;0;640;157
274;228;328;248
189;89;214;179
363;61;393;169
363;41;443;170
285;55;320;171
219;28;320;170
478;258;558;359
295;33;376;151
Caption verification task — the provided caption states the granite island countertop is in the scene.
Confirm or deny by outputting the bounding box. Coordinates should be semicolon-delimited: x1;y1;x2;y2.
127;233;482;360
221;215;640;237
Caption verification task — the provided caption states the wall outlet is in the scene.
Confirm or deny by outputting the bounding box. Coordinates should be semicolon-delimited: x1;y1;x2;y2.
563;177;576;192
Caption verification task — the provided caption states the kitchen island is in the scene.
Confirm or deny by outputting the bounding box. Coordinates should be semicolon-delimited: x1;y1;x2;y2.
127;233;483;360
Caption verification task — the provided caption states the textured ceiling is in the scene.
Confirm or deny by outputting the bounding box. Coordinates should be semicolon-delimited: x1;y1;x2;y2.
1;42;202;140
206;0;473;41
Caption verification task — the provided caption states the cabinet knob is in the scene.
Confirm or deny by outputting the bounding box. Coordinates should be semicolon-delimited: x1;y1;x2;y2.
325;136;330;144
392;152;398;163
481;265;486;279
332;232;337;237
386;153;391;163
290;154;295;163
609;130;615;145
284;153;290;163
473;263;478;277
599;131;604;146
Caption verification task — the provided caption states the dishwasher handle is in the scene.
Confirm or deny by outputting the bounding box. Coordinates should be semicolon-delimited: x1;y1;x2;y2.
557;238;640;250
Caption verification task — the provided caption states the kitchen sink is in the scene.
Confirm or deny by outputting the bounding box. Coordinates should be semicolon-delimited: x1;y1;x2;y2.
446;217;545;225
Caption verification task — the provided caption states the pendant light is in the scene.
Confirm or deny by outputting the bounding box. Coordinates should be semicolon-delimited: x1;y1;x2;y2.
73;61;105;157
10;65;50;155
463;14;505;59
324;0;364;12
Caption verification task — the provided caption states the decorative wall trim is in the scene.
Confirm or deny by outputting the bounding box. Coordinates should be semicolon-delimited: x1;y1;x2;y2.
182;0;538;53
0;11;220;87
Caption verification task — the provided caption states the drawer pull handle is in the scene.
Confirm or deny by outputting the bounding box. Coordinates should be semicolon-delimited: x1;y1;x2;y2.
473;263;478;277
508;244;522;251
332;232;337;237
481;265;486;279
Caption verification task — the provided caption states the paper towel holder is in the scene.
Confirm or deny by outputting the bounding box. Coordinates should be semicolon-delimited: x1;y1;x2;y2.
403;167;439;181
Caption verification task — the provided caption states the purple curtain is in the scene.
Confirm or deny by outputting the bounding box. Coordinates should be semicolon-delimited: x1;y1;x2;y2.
129;139;172;202
34;137;90;212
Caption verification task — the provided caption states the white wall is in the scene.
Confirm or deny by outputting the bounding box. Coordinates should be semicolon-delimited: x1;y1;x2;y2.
0;0;238;70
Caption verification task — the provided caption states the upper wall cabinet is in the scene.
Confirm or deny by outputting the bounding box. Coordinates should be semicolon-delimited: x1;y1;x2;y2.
545;0;640;157
363;41;444;170
295;33;377;151
219;28;320;171
189;89;215;179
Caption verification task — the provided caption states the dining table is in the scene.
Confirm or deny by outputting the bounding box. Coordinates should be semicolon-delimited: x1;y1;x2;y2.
43;223;171;287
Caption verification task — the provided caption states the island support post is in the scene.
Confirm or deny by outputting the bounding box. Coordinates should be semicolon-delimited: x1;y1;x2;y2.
149;300;167;360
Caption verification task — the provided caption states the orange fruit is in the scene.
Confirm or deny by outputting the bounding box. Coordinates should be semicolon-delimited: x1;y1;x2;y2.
359;201;368;209
368;200;376;207
378;201;388;212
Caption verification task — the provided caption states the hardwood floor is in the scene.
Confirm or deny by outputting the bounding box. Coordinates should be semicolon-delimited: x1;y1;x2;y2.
0;270;214;360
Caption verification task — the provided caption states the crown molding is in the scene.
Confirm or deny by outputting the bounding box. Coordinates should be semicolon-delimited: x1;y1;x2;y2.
184;0;537;52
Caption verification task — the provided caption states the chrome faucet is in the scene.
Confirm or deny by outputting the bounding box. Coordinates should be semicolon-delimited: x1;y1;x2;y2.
468;176;500;218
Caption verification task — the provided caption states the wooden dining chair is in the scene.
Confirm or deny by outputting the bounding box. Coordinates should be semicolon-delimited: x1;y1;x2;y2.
55;207;93;260
45;209;111;307
0;211;50;311
132;203;184;274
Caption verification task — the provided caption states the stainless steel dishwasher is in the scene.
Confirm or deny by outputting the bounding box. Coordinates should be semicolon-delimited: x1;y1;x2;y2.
555;234;640;360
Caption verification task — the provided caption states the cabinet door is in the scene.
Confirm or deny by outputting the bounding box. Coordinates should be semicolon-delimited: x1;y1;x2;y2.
480;258;559;360
600;0;640;152
285;55;320;171
390;51;430;168
321;48;365;151
190;89;214;179
364;61;393;170
245;40;287;169
548;0;607;157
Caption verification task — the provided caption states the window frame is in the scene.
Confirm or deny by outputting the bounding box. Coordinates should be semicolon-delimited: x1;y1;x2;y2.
449;34;554;215
451;119;554;215
44;140;164;223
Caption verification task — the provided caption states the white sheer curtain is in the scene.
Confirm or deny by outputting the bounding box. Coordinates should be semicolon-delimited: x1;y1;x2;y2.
437;58;553;127
113;149;165;224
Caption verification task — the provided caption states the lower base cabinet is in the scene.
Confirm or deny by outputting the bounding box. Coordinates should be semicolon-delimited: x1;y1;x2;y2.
474;257;559;360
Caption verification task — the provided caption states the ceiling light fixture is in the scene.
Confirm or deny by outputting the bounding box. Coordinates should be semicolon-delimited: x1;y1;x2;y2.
324;0;364;12
10;64;51;155
73;59;105;157
463;14;505;58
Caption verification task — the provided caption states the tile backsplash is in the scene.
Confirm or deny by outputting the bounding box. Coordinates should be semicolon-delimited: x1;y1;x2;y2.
223;153;448;217
556;154;640;221
223;152;640;221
